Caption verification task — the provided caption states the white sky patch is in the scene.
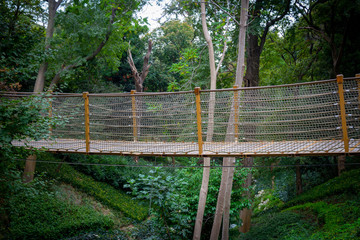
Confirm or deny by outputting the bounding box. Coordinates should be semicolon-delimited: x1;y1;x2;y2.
138;0;167;31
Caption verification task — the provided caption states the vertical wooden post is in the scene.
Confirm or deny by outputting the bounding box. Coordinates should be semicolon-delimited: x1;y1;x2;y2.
131;90;137;141
233;85;239;142
336;74;349;153
356;73;360;109
48;93;53;133
82;92;90;153
195;87;203;155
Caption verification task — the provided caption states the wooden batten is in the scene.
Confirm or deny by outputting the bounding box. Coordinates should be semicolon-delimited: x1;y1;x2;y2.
336;75;349;153
194;87;203;155
82;92;90;153
233;85;239;142
131;90;138;141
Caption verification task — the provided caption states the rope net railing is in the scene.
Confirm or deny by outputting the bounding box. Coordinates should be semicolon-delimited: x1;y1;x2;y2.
6;75;360;156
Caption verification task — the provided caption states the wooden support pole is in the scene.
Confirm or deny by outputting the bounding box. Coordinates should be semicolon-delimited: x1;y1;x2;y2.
82;92;90;153
356;73;360;109
131;90;137;141
233;85;239;142
336;74;349;153
195;87;203;155
48;93;53;133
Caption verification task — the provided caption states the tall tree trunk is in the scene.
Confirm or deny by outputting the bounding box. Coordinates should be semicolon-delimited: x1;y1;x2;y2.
239;157;253;233
235;0;249;87
24;0;62;183
22;155;37;183
337;155;346;176
221;157;236;240
33;0;61;93
193;1;217;239
221;2;249;238
127;40;152;163
244;33;261;87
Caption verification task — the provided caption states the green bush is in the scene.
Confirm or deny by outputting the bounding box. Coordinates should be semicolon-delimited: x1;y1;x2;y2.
284;200;360;239
6;172;113;240
38;160;149;221
284;168;360;208
242;211;315;240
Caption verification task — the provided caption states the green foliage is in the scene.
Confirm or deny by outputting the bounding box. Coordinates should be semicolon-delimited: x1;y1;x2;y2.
284;168;360;208
243;168;360;240
0;0;45;91
284;199;360;239
4;171;113;240
125;163;250;239
0;95;61;146
242;211;315;240
252;189;284;215
66;154;154;189
38;159;149;221
65;230;128;240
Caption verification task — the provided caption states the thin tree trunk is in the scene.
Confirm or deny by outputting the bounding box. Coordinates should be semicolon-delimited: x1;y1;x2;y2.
193;1;217;239
235;0;249;87
22;155;37;183
337;155;346;176
33;0;61;93
221;157;236;240
24;0;62;183
296;158;302;195
210;158;229;240
127;40;152;163
220;2;249;238
239;157;253;233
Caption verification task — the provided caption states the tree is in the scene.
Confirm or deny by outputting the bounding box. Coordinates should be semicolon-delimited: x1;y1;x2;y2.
128;39;153;92
244;0;291;87
24;0;144;182
33;0;62;93
193;0;230;238
33;0;144;92
0;0;44;91
295;0;360;77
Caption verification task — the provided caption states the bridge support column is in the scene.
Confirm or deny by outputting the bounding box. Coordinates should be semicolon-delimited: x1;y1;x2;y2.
195;87;203;155
233;85;239;142
131;90;138;142
83;92;90;153
337;74;349;153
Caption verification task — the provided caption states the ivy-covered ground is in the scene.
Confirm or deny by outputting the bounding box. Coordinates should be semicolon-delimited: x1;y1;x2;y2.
240;168;360;240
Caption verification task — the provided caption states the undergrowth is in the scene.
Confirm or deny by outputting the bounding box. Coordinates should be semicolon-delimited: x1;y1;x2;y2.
242;168;360;240
36;154;149;221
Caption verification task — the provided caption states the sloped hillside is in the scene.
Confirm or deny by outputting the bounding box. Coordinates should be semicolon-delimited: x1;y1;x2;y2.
242;168;360;240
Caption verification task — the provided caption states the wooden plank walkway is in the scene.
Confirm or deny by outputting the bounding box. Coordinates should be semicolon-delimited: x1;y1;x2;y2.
12;139;360;157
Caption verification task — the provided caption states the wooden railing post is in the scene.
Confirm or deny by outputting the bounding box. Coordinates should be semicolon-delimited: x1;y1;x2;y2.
233;85;239;142
336;74;349;153
195;87;203;155
82;92;90;153
356;73;360;109
48;91;53;133
131;90;138;141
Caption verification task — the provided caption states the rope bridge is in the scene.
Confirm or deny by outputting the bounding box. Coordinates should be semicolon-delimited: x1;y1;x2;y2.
7;75;360;157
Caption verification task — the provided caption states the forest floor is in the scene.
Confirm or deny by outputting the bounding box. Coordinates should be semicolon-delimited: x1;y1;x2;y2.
238;168;360;239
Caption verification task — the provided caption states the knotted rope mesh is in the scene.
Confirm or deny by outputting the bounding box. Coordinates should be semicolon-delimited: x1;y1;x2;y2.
6;77;360;156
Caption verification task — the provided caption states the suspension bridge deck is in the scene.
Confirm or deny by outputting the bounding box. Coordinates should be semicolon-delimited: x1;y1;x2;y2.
5;75;360;157
11;139;360;157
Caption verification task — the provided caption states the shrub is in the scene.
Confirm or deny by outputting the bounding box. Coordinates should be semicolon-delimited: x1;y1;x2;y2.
242;211;315;240
37;160;149;221
284;168;360;208
6;172;113;240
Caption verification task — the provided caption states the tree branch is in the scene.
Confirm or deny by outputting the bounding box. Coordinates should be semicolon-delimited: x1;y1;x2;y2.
259;0;291;53
48;3;121;90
